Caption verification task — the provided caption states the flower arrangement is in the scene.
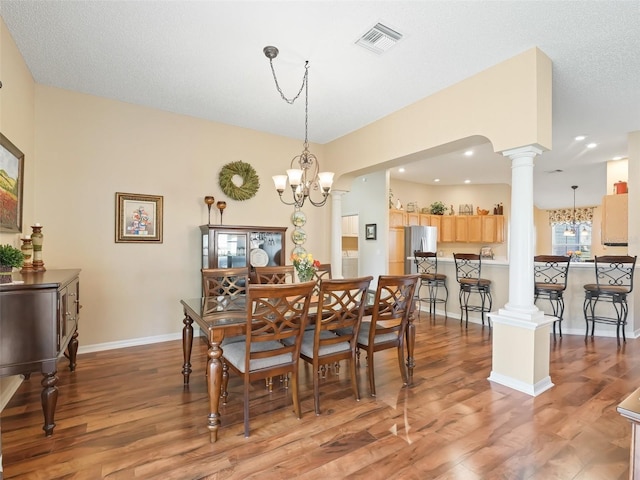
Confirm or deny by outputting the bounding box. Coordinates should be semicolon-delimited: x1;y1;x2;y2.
567;250;582;261
291;252;321;282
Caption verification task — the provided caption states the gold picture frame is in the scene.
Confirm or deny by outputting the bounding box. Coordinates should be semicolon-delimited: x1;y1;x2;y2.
115;192;163;243
0;133;25;233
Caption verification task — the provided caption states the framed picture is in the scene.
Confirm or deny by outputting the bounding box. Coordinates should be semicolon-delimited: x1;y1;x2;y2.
0;133;25;233
365;223;377;240
115;192;163;243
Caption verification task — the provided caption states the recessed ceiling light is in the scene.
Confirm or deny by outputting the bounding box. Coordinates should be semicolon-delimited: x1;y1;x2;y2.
464;179;471;184
398;167;405;173
575;135;587;141
464;150;473;156
612;156;623;160
586;143;597;149
433;178;440;182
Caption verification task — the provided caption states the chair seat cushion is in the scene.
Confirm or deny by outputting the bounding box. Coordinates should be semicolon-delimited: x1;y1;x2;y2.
223;341;292;373
459;277;491;286
221;335;245;346
420;273;446;281
298;330;351;358
584;283;631;295
355;321;398;346
535;283;564;292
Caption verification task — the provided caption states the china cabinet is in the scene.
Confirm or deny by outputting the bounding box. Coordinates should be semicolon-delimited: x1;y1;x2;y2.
200;225;287;270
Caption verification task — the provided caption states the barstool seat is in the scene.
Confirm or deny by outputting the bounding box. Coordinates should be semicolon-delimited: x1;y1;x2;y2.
583;255;636;345
453;253;492;328
413;251;448;319
534;255;571;338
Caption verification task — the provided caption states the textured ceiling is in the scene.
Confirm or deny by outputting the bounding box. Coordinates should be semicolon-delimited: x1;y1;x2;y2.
1;0;639;209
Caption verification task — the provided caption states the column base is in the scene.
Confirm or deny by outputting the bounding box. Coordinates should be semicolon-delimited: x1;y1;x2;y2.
488;309;555;397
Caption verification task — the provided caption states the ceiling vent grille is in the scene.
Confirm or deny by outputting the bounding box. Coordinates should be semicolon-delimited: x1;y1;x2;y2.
356;23;403;54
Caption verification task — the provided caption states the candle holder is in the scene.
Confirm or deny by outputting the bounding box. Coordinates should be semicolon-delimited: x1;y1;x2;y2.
31;225;46;272
20;236;34;273
204;196;215;225
217;201;227;225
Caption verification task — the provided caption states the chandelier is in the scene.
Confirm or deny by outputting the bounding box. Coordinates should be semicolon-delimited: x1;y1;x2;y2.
564;185;578;236
264;46;334;208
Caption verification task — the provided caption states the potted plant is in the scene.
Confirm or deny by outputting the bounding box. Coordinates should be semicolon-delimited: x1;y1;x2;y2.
0;244;24;284
429;201;446;215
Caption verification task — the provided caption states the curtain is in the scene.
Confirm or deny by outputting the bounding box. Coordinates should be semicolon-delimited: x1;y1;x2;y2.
548;207;594;225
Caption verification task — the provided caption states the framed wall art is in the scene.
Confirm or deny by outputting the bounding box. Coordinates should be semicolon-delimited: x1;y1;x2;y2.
115;192;163;243
365;223;377;240
0;133;25;233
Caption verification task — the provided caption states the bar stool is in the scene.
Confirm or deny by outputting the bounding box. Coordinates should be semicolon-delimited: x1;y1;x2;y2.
453;253;492;327
533;255;571;338
583;255;636;345
413;251;448;319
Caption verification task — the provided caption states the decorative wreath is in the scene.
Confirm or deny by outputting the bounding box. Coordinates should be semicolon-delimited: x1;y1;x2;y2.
218;161;260;201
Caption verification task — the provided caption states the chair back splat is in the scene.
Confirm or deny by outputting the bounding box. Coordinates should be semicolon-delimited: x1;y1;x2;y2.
202;267;249;297
253;265;294;284
220;281;314;437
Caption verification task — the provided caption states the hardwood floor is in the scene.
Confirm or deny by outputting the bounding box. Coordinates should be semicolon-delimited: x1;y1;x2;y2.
1;316;636;479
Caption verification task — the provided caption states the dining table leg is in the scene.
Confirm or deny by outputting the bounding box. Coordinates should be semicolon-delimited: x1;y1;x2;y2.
182;312;193;384
406;310;415;386
207;337;224;443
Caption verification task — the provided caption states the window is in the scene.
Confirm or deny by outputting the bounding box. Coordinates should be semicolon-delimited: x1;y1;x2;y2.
551;222;592;260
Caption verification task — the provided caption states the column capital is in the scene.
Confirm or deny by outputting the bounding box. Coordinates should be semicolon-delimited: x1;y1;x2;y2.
330;189;348;198
502;145;544;160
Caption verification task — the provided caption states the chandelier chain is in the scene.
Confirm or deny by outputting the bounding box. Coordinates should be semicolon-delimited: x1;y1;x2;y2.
268;59;309;106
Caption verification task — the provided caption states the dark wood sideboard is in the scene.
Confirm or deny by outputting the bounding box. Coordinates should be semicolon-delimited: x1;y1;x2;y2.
0;269;81;436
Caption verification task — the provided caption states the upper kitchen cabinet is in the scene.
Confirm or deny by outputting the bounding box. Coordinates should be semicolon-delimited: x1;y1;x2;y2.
341;215;359;237
601;194;628;246
389;209;406;227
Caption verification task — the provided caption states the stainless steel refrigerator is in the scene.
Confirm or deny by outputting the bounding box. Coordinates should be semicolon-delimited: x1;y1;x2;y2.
404;225;437;274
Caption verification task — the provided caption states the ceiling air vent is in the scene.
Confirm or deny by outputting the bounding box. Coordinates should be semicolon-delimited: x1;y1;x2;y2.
356;23;403;54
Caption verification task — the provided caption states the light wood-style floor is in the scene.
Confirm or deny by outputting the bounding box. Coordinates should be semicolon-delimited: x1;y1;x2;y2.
1;314;637;479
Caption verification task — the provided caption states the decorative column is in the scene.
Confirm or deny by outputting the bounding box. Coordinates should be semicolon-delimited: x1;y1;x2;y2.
488;145;554;396
330;190;347;278
31;224;46;272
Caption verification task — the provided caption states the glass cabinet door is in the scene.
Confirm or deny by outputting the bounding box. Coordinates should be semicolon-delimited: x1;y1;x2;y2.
216;232;248;268
249;231;283;266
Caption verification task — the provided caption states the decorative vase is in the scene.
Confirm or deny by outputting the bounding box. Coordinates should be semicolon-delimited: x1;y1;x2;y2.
0;265;12;284
31;225;46;272
20;237;34;273
297;270;314;283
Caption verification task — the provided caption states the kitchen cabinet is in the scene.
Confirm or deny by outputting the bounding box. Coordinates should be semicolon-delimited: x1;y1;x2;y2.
388;227;405;275
406;212;420;226
602;194;628;245
467;216;483;243
440;216;455;242
341;215;359;237
481;215;505;243
389;209;406;227
455;216;468;242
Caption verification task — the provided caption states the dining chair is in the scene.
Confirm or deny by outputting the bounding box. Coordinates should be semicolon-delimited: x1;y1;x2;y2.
533;255;571;338
343;274;418;397
253;265;294;284
201;267;249;297
583;255;636;345
220;281;314;437
311;263;332;297
413;251;448;319
453;253;492;328
296;276;372;415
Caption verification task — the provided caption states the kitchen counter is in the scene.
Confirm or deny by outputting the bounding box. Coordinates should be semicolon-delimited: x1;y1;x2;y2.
417;256;638;339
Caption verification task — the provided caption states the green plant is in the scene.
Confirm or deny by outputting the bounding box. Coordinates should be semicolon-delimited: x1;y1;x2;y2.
430;201;446;215
0;244;24;268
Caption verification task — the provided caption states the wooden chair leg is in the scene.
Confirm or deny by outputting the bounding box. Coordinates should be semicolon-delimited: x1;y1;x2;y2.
367;351;376;397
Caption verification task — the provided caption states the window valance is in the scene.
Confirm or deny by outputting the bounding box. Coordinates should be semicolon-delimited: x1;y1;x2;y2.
548;207;594;225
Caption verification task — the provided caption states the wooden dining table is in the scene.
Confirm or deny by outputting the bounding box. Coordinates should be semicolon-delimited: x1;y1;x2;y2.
180;292;417;443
